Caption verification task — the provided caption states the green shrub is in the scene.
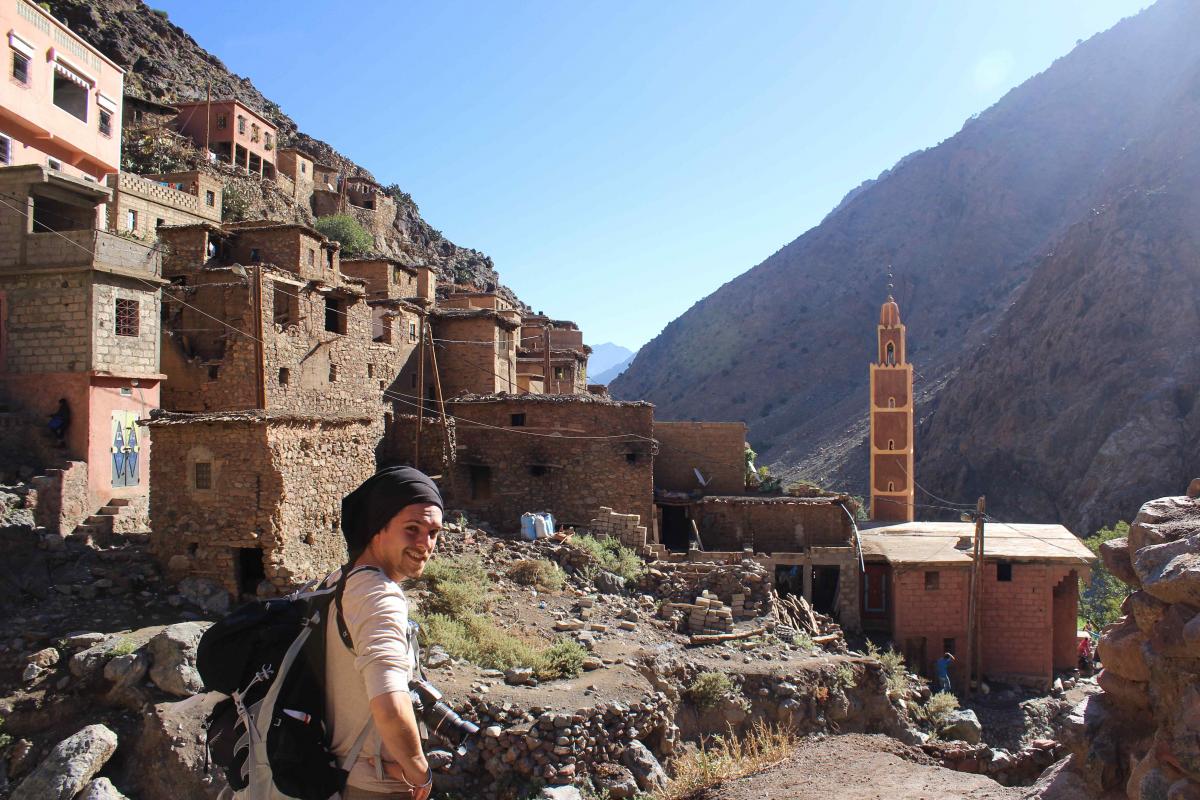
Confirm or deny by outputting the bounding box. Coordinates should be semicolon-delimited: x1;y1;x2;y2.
150;8;169;20
109;637;138;657
222;183;250;222
687;671;735;711
833;663;856;690
534;639;586;681
315;214;373;256
1080;521;1130;629
866;641;910;696
507;559;566;591
418;557;492;617
916;691;960;730
573;534;644;583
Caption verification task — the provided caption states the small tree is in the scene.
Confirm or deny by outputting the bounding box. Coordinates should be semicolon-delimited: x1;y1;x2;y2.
315;214;373;256
1079;521;1130;629
221;183;250;222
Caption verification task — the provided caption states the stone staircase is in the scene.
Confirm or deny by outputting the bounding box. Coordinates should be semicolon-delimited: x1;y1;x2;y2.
71;498;147;547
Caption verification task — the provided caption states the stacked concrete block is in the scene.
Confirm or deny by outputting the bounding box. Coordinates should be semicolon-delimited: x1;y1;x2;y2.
589;506;648;551
663;590;735;634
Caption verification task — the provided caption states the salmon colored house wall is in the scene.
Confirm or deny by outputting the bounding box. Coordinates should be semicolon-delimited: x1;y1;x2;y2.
0;0;124;180
890;565;970;687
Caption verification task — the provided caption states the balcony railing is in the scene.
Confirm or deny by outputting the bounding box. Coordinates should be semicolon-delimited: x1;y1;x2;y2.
19;229;162;276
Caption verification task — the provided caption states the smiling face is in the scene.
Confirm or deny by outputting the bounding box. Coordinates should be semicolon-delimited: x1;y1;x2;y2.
365;502;443;580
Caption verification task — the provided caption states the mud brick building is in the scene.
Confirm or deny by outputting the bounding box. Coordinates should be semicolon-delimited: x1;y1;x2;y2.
653;421;747;495
519;315;590;395
0;165;164;526
171;99;277;179
442;394;655;531
147;411;378;596
0;0;124;181
148;217;421;595
859;521;1093;689
432;306;521;397
104;170;222;237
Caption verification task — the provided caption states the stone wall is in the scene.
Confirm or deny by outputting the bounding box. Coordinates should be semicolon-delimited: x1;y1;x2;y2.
1057;485;1200;799
148;413;378;596
433;314;517;397
445;396;655;532
105;171;219;236
0;272;90;373
643;558;773;619
693;496;853;551
31;460;89;536
653;421;747;494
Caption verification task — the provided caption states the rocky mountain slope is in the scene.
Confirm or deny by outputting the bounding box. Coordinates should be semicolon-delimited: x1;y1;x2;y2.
612;0;1200;533
45;0;505;293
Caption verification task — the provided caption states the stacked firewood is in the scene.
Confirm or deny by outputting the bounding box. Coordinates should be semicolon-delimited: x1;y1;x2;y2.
770;590;846;651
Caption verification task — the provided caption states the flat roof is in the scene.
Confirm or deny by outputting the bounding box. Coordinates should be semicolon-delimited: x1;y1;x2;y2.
172;98;276;129
859;521;1095;566
447;392;652;408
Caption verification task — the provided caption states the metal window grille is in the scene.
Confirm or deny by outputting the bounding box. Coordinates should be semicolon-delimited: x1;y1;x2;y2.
11;51;29;84
115;298;139;337
194;462;212;490
99;109;112;136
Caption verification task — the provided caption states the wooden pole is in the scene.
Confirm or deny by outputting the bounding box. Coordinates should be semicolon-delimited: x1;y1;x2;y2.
972;496;986;694
415;312;426;466
542;323;552;394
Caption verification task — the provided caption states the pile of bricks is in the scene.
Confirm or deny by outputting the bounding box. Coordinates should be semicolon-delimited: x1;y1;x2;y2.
588;506;648;551
641;559;771;619
663;590;734;634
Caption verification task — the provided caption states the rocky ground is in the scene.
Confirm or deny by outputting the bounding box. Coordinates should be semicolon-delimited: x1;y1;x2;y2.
0;498;1086;800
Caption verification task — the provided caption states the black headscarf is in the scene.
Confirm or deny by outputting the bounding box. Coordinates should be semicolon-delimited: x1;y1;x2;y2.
341;466;443;557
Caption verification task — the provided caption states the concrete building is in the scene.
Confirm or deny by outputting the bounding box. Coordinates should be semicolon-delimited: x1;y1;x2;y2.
870;294;915;521
0;165;164;530
859;521;1094;689
0;0;124;181
171;99;277;179
105;169;222;237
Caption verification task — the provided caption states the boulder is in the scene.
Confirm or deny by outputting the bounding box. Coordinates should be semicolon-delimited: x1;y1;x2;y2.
176;577;231;615
1100;537;1140;587
68;638;119;682
592;764;638;799
11;724;117;800
1096;669;1151;715
77;777;129;800
505;667;535;686
103;652;149;689
1130;591;1171;634
28;647;59;669
1025;754;1100;800
129;693;225;800
622;740;668;792
1129;497;1197;552
1135;533;1200;606
594;570;627;596
1098;616;1151;681
148;622;211;697
940;709;983;745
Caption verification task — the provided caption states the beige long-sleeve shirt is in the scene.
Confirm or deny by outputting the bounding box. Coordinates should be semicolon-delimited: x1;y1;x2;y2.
324;568;416;793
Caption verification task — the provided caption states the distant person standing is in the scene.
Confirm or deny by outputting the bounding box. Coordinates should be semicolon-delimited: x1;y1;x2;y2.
935;651;956;695
47;398;70;446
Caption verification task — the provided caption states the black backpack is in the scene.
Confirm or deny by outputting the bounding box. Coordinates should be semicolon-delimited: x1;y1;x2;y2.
197;565;379;800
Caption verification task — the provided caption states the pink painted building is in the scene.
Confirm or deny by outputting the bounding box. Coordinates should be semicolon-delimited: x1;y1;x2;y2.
0;0;124;181
171;99;277;179
0;164;164;531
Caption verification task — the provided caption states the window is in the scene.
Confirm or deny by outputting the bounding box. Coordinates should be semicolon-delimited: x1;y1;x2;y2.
194;462;212;490
250;123;260;143
119;387;132;397
408;322;417;342
885;342;896;365
52;68;88;122
0;135;10;165
273;284;297;328
887;481;895;492
208;365;220;380
249;248;260;262
410;373;417;389
626;452;639;464
529;465;547;477
308;249;315;267
367;363;375;378
888;397;896;408
888;439;895;450
264;132;272;150
324;298;346;334
924;571;940;590
997;562;1013;582
553;366;566;380
237;115;246;134
205;190;215;207
98;109;112;137
300;162;307;174
468;465;492;501
125;209;137;232
156;218;164;229
278;368;290;386
216;113;227;129
510;413;526;427
328;363;338;382
11;50;29;85
114;298;139;337
47;158;62;171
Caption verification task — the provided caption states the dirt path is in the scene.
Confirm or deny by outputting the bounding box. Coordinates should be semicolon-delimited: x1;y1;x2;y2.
688;734;1026;800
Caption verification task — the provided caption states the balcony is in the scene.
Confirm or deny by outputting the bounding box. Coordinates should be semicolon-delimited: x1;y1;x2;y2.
20;229;162;276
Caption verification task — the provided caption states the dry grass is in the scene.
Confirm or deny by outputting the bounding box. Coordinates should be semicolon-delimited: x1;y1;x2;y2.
507;558;567;591
658;720;800;799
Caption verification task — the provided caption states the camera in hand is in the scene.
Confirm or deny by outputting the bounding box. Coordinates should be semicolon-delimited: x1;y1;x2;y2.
409;677;479;756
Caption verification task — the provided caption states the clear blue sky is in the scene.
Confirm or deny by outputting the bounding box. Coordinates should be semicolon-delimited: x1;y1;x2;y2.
157;0;1147;351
